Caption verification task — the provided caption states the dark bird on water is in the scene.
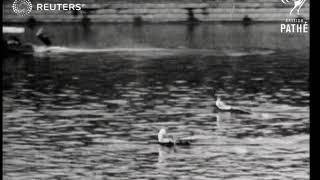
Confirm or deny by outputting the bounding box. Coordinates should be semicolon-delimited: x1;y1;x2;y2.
36;27;52;46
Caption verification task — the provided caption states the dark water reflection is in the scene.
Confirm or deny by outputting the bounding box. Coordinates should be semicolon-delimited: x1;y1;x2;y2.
3;23;309;179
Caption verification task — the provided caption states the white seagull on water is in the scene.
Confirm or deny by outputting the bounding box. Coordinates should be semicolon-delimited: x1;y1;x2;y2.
158;128;192;146
214;95;251;114
216;96;232;110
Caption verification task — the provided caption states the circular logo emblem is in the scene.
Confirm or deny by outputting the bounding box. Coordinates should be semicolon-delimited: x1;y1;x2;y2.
12;0;32;16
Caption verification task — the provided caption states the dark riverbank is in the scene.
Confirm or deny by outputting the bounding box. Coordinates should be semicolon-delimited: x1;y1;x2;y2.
3;0;309;23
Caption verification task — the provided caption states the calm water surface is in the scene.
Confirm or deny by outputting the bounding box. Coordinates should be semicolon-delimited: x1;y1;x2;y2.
3;23;309;180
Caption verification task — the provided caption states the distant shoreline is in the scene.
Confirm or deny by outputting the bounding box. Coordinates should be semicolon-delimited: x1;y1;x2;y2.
3;1;309;23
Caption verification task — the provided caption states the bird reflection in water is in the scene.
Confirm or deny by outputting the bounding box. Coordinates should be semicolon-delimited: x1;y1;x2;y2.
157;146;177;164
216;113;221;129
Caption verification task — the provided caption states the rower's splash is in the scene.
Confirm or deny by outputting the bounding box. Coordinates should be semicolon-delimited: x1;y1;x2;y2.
33;46;167;53
32;45;275;58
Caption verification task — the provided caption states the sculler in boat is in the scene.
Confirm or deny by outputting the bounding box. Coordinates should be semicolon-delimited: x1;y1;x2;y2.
3;26;33;53
3;26;52;54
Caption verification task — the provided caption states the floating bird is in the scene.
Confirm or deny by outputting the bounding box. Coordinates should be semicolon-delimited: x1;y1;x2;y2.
158;128;192;146
216;96;232;110
214;95;251;114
